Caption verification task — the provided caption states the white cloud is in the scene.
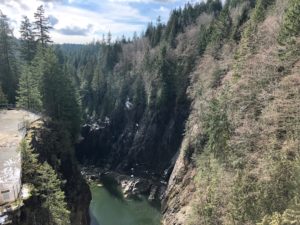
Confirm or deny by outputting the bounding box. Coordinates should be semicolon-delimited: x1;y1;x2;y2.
50;3;148;42
0;0;150;43
159;6;168;11
108;0;178;2
0;0;207;43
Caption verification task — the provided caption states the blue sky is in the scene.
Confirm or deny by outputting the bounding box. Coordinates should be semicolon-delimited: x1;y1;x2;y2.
0;0;204;44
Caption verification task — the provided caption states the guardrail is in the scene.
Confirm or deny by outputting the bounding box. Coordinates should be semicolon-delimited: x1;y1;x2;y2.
0;105;43;118
0;104;16;110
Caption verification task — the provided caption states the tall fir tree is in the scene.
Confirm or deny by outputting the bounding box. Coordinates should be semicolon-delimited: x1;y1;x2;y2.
107;31;112;45
0;84;7;104
16;65;42;111
37;162;71;225
34;5;52;48
278;0;300;45
158;45;176;110
20;16;36;62
0;11;18;103
41;48;81;137
20;140;71;225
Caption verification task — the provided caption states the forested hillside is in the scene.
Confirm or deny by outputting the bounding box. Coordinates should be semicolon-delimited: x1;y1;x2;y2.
0;0;299;224
74;0;226;175
0;6;89;225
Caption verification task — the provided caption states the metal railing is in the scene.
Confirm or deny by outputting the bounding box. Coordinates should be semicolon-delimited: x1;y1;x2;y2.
0;104;16;110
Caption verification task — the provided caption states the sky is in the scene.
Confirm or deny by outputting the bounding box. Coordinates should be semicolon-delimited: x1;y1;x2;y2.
0;0;206;44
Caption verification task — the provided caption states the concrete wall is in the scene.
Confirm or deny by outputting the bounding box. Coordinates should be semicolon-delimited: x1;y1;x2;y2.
0;180;21;205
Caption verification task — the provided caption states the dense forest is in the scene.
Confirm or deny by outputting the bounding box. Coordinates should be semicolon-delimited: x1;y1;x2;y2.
0;0;299;224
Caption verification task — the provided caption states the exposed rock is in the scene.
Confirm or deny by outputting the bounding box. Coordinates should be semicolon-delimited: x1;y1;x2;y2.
162;138;197;225
82;167;165;202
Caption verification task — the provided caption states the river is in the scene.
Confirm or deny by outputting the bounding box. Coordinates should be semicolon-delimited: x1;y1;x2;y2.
89;181;161;225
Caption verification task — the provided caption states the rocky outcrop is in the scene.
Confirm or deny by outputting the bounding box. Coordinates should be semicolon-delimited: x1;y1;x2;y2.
76;81;190;178
162;139;197;225
82;167;166;202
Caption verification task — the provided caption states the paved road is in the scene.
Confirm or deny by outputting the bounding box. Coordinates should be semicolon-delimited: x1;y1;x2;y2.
0;110;39;186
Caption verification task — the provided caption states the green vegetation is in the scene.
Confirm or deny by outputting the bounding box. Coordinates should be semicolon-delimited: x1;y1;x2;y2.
21;140;70;225
19;16;36;62
16;65;42;111
41;48;81;137
180;0;300;225
34;5;52;47
0;0;299;225
203;96;231;159
279;0;300;41
0;11;18;103
278;0;300;61
0;85;7;104
0;5;89;225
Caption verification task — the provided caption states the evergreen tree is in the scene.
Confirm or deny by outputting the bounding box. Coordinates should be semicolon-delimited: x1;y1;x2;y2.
16;65;42;111
278;0;300;54
157;45;176;110
165;12;180;47
0;84;7;104
41;48;81;137
203;96;231;158
41;48;62;118
281;0;300;38
207;0;222;14
0;11;18;103
20;139;71;225
34;5;52;48
107;31;112;45
37;162;70;225
198;25;213;55
133;76;147;122
92;61;107;113
20;139;39;184
31;44;46;84
20;16;36;62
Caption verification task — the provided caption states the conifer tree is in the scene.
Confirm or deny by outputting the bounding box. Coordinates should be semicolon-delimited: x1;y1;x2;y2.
0;11;18;103
41;48;81;137
0;85;7;104
133;76;147;121
34;5;52;48
278;0;300;46
203;96;231;158
20;139;39;184
92;61;107;112
16;65;42;111
165;12;180;47
37;162;71;225
20;16;36;62
158;45;176;110
31;44;46;84
20;140;71;225
107;31;112;45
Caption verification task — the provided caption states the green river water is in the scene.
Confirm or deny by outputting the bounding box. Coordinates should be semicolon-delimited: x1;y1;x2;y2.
89;182;161;225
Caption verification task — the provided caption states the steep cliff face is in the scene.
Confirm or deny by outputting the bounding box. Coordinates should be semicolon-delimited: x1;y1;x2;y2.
76;97;190;176
72;0;300;224
163;0;300;224
75;21;200;177
163;39;238;225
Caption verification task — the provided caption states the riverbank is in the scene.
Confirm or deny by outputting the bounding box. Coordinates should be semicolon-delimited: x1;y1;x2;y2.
81;166;167;202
